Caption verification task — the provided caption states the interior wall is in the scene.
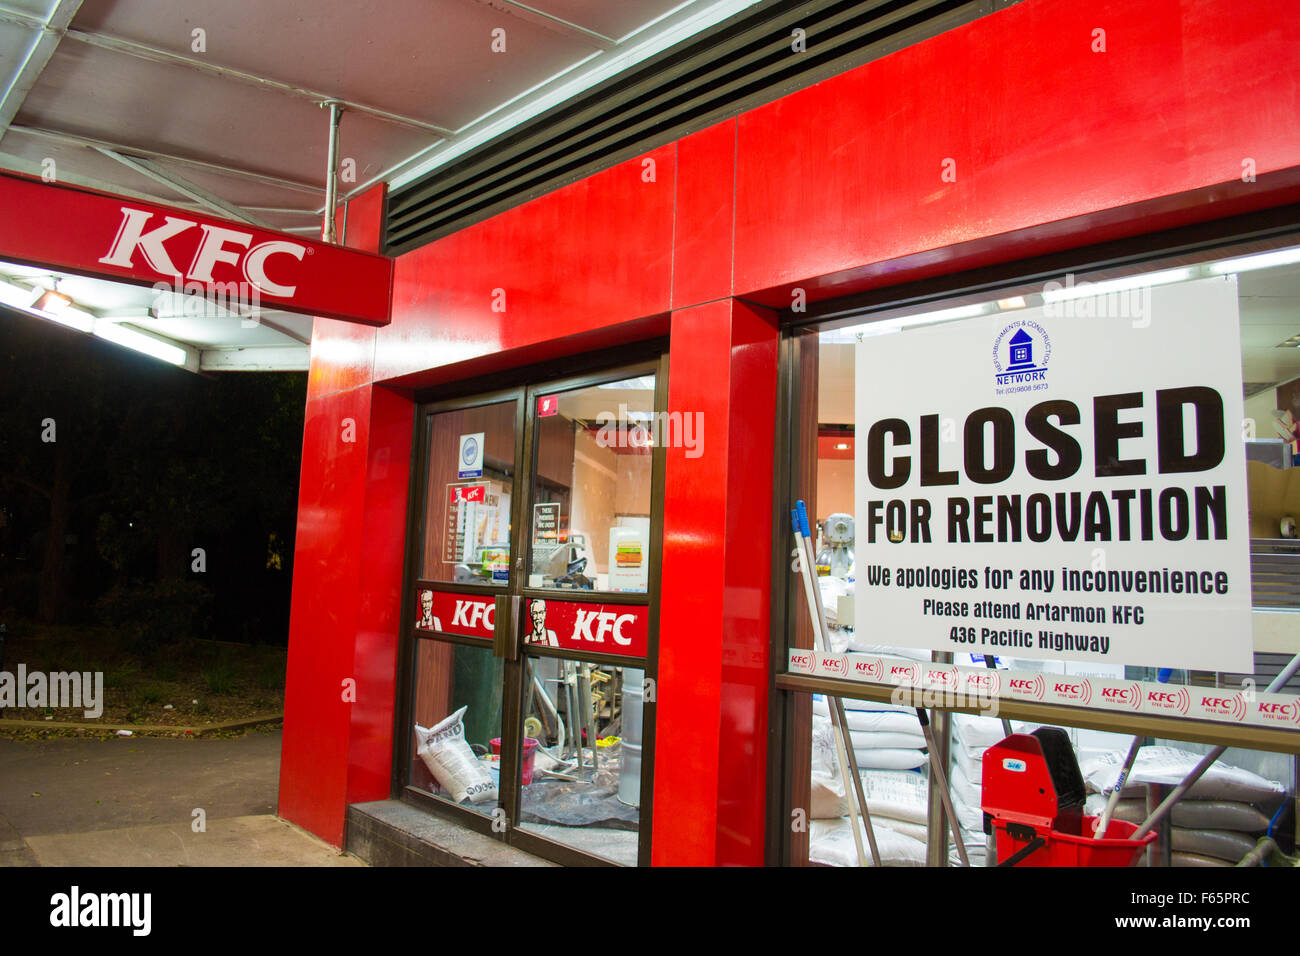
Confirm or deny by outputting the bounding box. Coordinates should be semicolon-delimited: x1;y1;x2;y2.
817;458;854;519
570;426;619;574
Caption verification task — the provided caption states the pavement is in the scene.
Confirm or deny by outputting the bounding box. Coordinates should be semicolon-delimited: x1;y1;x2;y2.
0;729;364;867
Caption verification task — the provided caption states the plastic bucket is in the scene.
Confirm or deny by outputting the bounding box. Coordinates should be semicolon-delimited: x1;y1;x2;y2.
617;740;642;807
995;815;1156;867
490;737;541;786
622;667;645;746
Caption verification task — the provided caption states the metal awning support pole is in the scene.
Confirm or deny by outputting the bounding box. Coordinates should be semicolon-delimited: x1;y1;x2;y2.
321;100;344;243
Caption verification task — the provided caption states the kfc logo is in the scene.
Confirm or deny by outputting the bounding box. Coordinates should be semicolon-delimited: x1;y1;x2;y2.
100;206;306;296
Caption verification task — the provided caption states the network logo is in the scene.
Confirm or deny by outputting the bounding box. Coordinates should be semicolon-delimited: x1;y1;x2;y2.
993;320;1052;391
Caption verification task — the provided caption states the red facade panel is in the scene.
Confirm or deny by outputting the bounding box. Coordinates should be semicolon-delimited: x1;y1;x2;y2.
280;0;1300;860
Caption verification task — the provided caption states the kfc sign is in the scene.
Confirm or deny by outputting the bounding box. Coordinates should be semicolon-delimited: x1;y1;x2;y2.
523;598;648;658
414;589;495;640
100;208;308;297
0;171;392;325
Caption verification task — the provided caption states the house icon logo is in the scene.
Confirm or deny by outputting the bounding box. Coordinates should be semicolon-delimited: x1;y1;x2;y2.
1007;328;1034;370
992;320;1051;389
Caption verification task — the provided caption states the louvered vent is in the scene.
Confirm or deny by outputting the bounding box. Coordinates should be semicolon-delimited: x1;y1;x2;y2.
384;0;1011;255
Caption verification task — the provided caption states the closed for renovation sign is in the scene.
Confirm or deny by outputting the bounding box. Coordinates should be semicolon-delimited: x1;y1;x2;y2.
854;277;1252;671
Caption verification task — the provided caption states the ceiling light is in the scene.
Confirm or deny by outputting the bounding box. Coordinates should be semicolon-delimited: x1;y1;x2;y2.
834;442;850;450
1042;268;1192;303
1209;247;1300;275
93;322;187;366
32;289;72;314
996;296;1027;310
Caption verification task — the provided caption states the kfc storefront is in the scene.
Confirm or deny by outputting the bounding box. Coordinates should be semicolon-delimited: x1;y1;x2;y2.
267;0;1300;866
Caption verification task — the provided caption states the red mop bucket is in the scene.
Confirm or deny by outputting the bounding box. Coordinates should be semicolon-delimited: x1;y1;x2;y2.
991;814;1156;867
983;730;1156;867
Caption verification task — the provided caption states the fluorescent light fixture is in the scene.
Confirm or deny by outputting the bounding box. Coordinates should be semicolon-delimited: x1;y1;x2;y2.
93;321;187;366
1042;268;1192;303
1208;247;1300;275
854;302;990;338
0;278;35;308
997;296;1027;310
598;376;657;390
834;442;850;450
47;306;96;334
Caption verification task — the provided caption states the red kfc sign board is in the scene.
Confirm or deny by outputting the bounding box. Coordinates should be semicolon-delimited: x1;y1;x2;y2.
0;171;392;326
523;598;648;659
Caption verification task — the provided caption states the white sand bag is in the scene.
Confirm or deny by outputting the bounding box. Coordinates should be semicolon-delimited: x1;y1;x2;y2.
951;711;1035;749
1171;852;1232;868
849;730;928;750
1170;828;1259;863
853;748;928;771
1084;794;1271;833
880;818;930;843
951;761;983;809
414;707;498;805
858;769;930;824
809;818;927;867
1080;747;1286;804
812;699;922;733
811;773;848;819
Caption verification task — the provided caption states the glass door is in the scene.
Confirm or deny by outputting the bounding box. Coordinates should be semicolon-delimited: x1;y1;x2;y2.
400;357;664;867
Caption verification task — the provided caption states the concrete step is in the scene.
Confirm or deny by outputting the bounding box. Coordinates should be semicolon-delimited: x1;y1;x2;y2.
346;799;555;867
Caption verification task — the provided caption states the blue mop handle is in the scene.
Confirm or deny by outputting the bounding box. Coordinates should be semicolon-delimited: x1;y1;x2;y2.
795;499;811;539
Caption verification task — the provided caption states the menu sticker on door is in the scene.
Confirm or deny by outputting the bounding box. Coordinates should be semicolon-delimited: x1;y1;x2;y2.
458;432;484;478
444;483;486;565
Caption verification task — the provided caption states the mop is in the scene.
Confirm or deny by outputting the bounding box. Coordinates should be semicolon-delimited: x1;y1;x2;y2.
795;500;970;867
1093;735;1142;839
791;503;880;867
795;502;972;866
1131;650;1300;843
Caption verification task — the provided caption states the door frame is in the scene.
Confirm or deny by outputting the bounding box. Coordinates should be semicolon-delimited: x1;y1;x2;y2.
392;345;669;867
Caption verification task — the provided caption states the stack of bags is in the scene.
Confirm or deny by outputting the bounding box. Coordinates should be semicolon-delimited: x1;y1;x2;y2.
948;711;1041;866
811;694;927;771
808;710;930;866
1080;747;1285;867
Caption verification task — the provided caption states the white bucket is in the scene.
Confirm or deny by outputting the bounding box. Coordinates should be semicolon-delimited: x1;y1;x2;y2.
618;740;642;807
622;667;645;746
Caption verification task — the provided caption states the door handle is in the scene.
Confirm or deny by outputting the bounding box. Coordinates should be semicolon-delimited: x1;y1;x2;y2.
493;594;520;660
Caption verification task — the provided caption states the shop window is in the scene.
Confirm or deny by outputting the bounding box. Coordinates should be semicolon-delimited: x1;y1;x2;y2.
418;400;516;587
527;377;655;594
777;241;1300;867
409;639;503;815
512;654;646;866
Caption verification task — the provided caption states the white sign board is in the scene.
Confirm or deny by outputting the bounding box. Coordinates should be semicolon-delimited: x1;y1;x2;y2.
854;276;1252;671
458;432;484;479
